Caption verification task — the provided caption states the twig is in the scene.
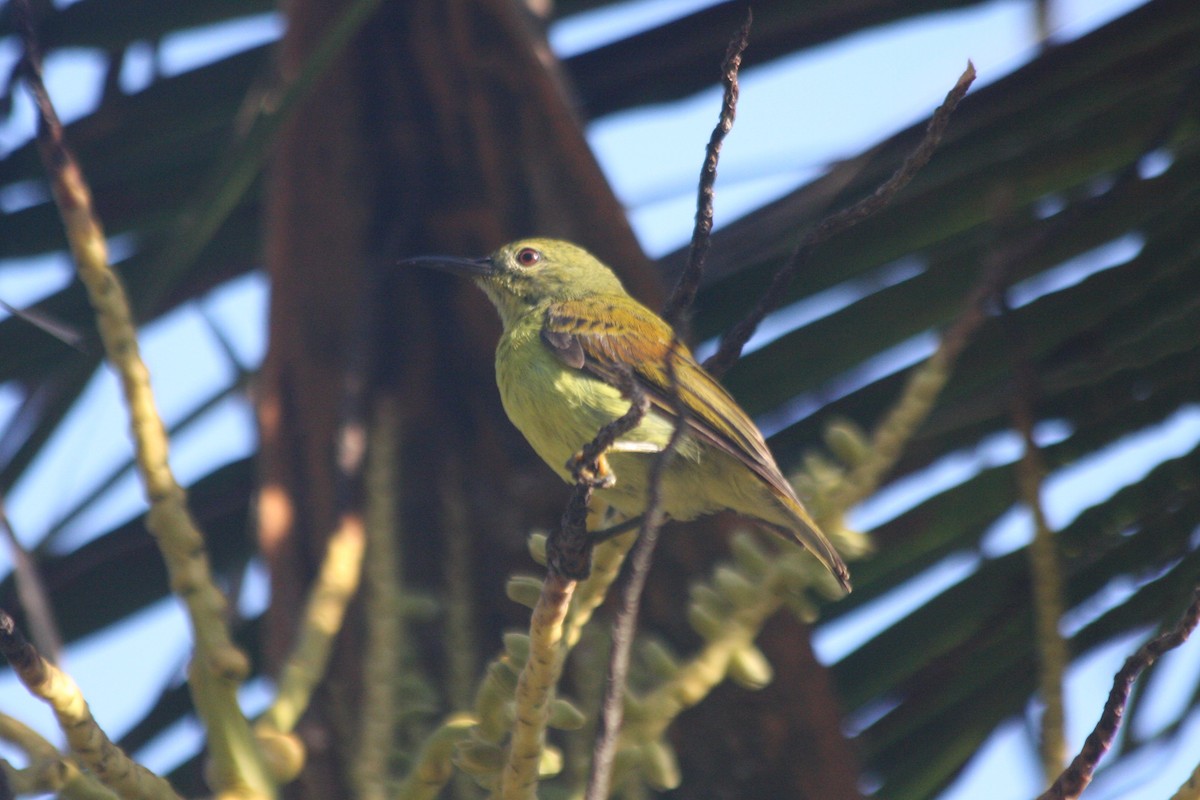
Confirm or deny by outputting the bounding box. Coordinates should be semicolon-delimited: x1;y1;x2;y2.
613;228;1015;775
396;714;475;800
257;257;372;781
705;60;976;378
485;536;639;795
1001;292;1068;780
440;454;482;710
585;347;689;800
562;530;642;650
1037;586;1200;800
0;711;120;800
0;610;181;800
2;760;123;800
13;3;272;796
355;396;405;800
513;243;700;800
662;10;751;330
0;712;59;764
829;237;1007;511
504;364;649;798
43;380;250;546
501;574;577;800
584;15;751;796
583;525;663;800
257;515;365;736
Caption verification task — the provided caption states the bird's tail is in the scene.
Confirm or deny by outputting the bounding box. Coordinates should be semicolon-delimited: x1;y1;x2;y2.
764;494;852;594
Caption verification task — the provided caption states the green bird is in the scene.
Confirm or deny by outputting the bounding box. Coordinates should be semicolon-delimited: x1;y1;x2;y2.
404;238;850;592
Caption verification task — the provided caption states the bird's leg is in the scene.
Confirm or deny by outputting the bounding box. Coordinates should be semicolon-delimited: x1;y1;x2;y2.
589;514;644;542
567;450;616;489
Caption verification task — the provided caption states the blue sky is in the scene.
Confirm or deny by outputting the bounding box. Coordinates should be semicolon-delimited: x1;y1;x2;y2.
3;1;1198;797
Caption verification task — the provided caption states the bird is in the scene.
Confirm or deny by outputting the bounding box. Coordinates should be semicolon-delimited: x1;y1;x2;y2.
402;238;850;592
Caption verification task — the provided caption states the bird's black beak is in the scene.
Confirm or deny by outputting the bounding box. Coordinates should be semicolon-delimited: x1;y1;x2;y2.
398;255;495;277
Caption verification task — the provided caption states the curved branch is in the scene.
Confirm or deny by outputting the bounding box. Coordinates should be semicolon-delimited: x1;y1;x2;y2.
1038;587;1200;800
0;611;180;800
14;4;271;796
705;61;976;377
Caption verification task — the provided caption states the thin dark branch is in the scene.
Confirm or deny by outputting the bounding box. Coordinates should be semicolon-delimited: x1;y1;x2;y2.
566;15;761;795
945;66;1198;362
1037;586;1200;800
704;60;976;377
662;8;751;332
13;2;70;172
583;16;752;797
585;345;688;800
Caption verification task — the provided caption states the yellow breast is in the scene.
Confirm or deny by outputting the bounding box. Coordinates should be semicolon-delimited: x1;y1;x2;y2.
495;321;630;481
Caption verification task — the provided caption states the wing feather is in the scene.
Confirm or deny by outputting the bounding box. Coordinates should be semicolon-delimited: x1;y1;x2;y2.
541;297;798;505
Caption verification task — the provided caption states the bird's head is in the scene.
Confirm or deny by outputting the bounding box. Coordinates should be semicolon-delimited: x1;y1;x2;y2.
402;238;627;328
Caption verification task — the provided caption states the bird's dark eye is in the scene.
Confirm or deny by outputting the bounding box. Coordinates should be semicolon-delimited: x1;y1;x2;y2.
515;247;542;267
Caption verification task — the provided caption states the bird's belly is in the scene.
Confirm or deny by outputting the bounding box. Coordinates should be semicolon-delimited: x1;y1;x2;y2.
494;337;715;520
495;340;647;476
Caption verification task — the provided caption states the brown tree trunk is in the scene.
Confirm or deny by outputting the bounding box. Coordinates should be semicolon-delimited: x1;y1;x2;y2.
258;1;859;797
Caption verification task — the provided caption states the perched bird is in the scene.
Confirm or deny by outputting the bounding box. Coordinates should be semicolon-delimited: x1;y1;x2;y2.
403;238;850;592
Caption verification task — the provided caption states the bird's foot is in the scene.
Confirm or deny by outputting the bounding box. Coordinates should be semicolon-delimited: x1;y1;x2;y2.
567;451;616;489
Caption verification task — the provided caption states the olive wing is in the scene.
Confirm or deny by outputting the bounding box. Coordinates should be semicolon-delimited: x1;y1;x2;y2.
540;297;797;503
